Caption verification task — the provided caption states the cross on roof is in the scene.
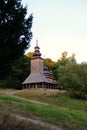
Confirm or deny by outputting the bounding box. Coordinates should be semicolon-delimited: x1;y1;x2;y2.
36;37;38;47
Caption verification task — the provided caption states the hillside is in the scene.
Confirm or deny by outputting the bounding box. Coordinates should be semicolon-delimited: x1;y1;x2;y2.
0;89;87;130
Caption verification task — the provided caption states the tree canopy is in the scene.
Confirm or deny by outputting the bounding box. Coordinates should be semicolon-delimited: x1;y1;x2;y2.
26;51;34;58
57;51;76;65
0;0;33;79
53;52;87;99
45;58;56;71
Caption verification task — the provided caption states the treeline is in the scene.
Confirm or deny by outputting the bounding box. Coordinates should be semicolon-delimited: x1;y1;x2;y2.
0;50;87;100
27;51;87;99
46;52;87;100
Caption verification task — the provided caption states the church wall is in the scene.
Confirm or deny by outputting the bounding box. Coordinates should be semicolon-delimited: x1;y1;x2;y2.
31;58;44;73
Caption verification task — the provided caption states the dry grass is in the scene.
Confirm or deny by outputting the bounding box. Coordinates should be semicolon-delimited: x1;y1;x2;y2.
0;112;49;130
0;88;19;95
0;88;65;96
14;88;63;98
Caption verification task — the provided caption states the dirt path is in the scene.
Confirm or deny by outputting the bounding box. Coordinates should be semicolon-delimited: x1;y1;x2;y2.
0;89;64;130
0;89;52;106
0;89;18;95
13;114;64;130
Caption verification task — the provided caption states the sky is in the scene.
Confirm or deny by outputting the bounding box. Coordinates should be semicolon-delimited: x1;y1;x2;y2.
22;0;87;63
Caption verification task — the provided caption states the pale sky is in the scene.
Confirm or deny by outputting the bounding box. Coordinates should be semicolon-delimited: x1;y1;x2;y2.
22;0;87;63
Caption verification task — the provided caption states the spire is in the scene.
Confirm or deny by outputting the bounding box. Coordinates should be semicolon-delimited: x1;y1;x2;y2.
33;38;41;57
36;37;38;47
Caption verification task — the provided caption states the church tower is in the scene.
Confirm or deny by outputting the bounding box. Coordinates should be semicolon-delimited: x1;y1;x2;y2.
22;40;58;89
31;39;43;73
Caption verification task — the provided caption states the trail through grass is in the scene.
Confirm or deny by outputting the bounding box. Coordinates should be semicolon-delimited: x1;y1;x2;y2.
0;90;87;130
15;89;87;111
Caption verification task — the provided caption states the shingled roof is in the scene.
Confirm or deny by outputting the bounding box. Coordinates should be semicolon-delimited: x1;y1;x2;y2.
22;72;57;84
22;72;48;84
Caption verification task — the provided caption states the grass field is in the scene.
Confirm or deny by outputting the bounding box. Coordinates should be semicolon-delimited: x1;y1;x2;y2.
0;89;87;130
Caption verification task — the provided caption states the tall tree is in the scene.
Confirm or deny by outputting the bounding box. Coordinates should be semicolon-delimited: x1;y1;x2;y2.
58;51;76;65
0;0;33;79
54;51;76;79
6;55;30;89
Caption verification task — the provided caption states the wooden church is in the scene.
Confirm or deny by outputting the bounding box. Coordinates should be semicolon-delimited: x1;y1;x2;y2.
22;40;58;89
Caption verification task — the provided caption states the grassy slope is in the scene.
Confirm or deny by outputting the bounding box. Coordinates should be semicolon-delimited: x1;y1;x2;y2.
0;89;87;130
0;112;48;130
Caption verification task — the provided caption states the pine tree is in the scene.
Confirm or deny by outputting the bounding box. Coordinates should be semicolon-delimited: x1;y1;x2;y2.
0;0;33;79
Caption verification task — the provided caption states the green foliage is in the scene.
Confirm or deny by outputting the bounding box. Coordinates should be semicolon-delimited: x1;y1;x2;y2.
0;56;30;89
54;52;87;99
57;63;87;99
0;0;33;79
53;51;76;80
8;55;30;89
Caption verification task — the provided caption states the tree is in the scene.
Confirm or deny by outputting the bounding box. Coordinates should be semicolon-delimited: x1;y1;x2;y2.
0;0;33;79
1;55;30;89
58;51;76;65
54;51;76;80
57;63;80;89
57;63;87;99
45;58;56;71
26;51;34;58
